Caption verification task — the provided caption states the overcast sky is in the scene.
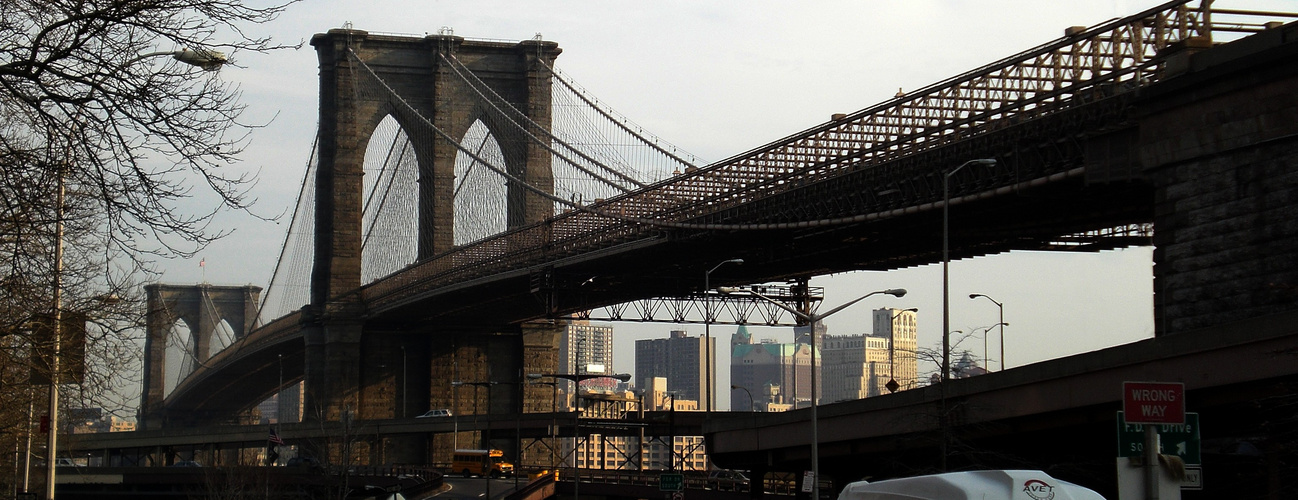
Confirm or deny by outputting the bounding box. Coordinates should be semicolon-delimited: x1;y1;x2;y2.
157;0;1291;409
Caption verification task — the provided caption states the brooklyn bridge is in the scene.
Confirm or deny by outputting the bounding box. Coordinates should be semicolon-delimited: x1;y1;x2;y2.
66;1;1298;497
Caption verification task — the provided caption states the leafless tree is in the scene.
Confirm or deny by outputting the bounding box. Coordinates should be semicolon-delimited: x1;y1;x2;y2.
2;0;299;260
0;0;297;487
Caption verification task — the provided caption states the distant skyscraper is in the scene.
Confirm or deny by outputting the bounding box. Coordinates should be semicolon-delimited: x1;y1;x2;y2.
821;334;889;402
634;330;713;408
809;308;920;404
560;320;616;401
874;308;918;391
729;325;813;411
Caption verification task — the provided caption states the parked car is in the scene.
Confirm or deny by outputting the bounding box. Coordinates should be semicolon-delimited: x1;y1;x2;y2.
170;460;202;467
54;458;78;467
709;470;750;490
416;409;453;418
710;470;749;483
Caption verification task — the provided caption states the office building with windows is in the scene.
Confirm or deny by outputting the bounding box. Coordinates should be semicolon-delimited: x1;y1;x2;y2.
634;330;713;409
820;308;920;402
729;325;814;411
558;319;617;408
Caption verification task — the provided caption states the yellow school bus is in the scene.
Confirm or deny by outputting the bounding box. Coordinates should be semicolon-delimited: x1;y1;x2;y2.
452;449;514;477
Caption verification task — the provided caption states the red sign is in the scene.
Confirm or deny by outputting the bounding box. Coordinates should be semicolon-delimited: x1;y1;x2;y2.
1122;381;1185;424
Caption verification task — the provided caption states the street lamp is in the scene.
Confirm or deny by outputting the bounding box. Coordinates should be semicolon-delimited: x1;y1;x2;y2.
943;158;996;384
704;259;743;412
720;286;905;500
969;322;1009;373
969;294;1006;371
45;48;231;499
132;48;229;71
277;354;283;456
43;167;66;500
887;308;918;393
730;385;755;412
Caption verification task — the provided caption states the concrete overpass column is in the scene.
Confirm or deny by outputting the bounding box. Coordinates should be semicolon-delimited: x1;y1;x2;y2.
749;466;768;500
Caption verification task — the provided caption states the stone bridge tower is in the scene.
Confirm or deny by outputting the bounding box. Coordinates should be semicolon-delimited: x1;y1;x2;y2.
307;30;562;422
139;284;262;429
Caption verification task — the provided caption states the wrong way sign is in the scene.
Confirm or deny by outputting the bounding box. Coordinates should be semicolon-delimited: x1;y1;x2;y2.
1122;381;1185;424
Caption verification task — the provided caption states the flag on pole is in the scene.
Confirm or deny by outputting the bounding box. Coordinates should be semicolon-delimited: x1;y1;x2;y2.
268;427;284;445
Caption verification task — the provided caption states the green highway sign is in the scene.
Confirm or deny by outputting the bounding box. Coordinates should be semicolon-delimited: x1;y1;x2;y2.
1117;411;1201;465
660;472;684;492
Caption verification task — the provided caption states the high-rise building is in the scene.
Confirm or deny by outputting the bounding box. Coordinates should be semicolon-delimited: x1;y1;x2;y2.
729;325;813;411
874;307;918;391
821;334;890;402
634;330;713;408
820;308;921;401
560;320;616;403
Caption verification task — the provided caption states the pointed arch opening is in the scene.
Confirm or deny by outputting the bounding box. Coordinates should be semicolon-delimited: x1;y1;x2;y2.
454;119;509;245
163;318;193;398
361;114;420;282
210;319;235;354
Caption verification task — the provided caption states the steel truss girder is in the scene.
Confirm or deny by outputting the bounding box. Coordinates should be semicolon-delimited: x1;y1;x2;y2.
572;284;824;326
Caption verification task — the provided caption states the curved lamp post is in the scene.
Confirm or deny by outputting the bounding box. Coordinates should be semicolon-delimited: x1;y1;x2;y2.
730;384;755;412
704;259;743;412
969;293;1006;371
943;158;995;384
720;286;906;500
970;322;1009;373
45;47;231;500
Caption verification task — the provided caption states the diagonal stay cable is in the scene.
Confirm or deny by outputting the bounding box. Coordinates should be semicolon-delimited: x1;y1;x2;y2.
362;137;410;249
360;47;1075;232
542;60;699;171
453;132;494;199
438;52;647;191
256;136;319;326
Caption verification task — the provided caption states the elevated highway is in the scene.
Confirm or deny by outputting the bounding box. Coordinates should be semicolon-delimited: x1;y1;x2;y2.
705;309;1298;498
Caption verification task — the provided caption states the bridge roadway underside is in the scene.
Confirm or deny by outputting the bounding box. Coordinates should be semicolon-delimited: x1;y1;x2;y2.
375;136;1155;333
705;309;1298;499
